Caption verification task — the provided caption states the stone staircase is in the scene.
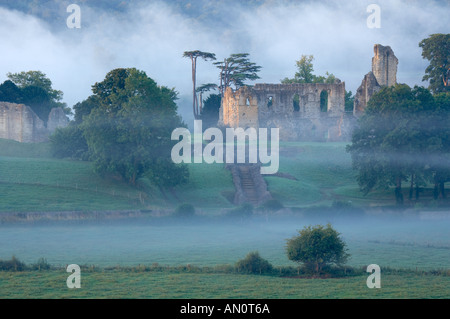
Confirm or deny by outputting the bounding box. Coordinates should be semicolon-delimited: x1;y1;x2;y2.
238;165;259;205
227;163;272;206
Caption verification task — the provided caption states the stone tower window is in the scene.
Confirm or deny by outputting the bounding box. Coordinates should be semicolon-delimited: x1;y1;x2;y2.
320;91;328;112
246;97;250;106
267;96;273;108
293;94;300;112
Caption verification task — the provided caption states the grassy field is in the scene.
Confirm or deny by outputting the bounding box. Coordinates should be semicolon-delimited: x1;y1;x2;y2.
0;139;235;213
1;138;449;300
0;268;448;299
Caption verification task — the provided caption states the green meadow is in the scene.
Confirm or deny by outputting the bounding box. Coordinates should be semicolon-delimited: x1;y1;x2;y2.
1;268;449;299
0;138;449;299
1;138;430;213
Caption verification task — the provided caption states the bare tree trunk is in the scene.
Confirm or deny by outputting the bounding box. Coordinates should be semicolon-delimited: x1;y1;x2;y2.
409;174;414;200
440;182;446;199
395;176;404;205
192;57;199;119
434;181;439;199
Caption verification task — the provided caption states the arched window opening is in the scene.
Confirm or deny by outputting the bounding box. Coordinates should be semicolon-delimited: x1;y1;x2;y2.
320;91;328;112
267;96;273;108
293;94;300;112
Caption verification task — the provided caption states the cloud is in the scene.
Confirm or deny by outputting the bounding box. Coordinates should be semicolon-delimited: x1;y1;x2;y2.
0;0;448;122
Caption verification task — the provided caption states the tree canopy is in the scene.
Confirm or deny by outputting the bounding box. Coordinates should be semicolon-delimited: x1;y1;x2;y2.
419;33;450;94
7;71;63;102
214;53;262;95
286;224;349;274
200;93;221;129
71;68;189;187
281;55;338;84
347;84;450;204
183;50;216;119
0;70;69;123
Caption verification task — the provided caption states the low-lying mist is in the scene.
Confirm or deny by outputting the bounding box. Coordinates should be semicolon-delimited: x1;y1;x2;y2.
0;209;448;271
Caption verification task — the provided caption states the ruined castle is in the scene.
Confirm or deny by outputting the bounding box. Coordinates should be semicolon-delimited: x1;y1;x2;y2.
218;44;398;141
353;44;398;116
0;102;69;143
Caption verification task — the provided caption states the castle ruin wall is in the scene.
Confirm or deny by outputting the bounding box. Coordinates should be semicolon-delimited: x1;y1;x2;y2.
0;102;68;143
219;82;349;141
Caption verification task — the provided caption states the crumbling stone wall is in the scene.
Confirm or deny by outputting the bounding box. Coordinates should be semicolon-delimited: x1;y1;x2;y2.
372;44;398;87
219;86;259;129
0;102;68;143
354;44;398;116
219;82;349;141
353;71;381;116
47;107;69;133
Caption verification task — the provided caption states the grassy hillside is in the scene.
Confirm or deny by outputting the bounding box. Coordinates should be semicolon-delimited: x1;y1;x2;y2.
0;139;235;213
0;138;447;213
266;142;397;207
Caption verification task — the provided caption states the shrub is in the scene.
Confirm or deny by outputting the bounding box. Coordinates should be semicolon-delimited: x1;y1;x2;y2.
0;256;26;271
49;124;89;160
286;224;350;274
235;251;273;274
174;203;195;218
31;257;51;271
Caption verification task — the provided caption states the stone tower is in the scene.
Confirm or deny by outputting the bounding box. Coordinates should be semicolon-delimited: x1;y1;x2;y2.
354;44;398;116
372;44;398;87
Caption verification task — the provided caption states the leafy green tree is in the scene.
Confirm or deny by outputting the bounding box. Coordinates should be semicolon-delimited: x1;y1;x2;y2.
200;93;221;129
0;79;54;123
145;158;189;188
214;53;262;95
286;224;349;274
281;55;338;84
81;68;188;186
72;95;100;124
20;85;53;124
49;124;89;160
52;94;99;162
7;70;70;114
419;34;450;94
183;51;216;119
0;80;23;103
345;90;354;112
347;84;449;204
282;55;315;84
7;71;62;101
196;82;217;115
427;92;450;199
235;251;273;274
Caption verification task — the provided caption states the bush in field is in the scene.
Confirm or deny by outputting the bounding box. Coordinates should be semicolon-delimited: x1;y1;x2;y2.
31;257;51;271
286;224;349;274
174;203;195;218
0;256;26;271
235;251;273;274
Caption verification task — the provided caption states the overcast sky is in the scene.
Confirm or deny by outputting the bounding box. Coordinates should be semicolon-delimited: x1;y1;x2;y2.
0;0;448;122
